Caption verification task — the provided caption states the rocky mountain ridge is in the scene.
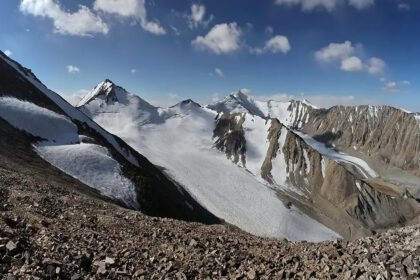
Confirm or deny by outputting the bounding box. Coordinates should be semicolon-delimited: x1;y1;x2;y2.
213;112;420;239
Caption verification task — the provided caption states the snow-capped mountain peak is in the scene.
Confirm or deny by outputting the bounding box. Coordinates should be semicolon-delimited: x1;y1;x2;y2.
77;79;130;107
207;90;265;117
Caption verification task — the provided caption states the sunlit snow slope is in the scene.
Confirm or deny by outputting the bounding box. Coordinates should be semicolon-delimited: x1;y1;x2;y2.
79;86;340;241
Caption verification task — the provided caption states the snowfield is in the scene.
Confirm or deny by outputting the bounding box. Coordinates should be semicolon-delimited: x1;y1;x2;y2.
35;142;139;209
86;99;340;241
0;96;79;143
0;96;138;208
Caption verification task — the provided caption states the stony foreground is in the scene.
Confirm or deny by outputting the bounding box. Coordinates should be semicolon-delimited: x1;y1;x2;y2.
0;168;419;280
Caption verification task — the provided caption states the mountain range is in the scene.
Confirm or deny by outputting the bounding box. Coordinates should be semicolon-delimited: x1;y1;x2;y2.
1;50;419;242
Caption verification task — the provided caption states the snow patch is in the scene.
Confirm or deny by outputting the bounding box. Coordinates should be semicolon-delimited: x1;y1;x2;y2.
242;115;270;176
294;131;377;178
0;97;78;143
35;143;139;208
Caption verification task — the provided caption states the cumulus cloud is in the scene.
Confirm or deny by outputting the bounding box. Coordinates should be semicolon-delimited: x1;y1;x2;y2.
401;80;411;85
316;41;385;74
315;41;355;62
251;35;291;55
3;50;12;57
366;57;385;74
348;0;374;10
341;56;364;72
130;68;137;74
19;0;109;36
67;65;80;73
93;0;166;35
192;22;242;54
215;68;224;77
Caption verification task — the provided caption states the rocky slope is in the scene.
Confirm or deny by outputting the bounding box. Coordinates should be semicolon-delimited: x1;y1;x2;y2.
210;92;420;195
298;105;420;179
1;167;419;279
214;113;420;239
0;50;218;225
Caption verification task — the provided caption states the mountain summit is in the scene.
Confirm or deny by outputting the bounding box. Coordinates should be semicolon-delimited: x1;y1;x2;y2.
77;79;130;107
207;90;265;117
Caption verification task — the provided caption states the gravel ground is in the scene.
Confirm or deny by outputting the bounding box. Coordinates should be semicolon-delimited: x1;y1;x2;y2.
0;168;419;280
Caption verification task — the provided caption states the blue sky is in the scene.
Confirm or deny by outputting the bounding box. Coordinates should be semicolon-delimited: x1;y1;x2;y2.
1;0;419;111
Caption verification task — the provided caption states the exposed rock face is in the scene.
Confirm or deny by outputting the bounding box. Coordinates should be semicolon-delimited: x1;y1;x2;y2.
213;113;246;166
208;93;419;186
214;113;420;239
297;105;420;178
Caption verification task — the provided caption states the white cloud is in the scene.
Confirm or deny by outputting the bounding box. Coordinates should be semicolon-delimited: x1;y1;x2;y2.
67;65;80;73
130;68;137;74
398;3;410;11
274;0;338;12
348;0;374;10
316;41;385;74
215;68;224;77
187;4;213;29
264;35;291;54
315;41;355;62
275;0;374;11
341;56;364;72
93;0;166;35
382;81;399;92
251;35;291;55
20;0;109;36
379;77;386;82
192;22;242;54
379;79;410;93
366;57;385;74
3;50;12;57
191;4;205;25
